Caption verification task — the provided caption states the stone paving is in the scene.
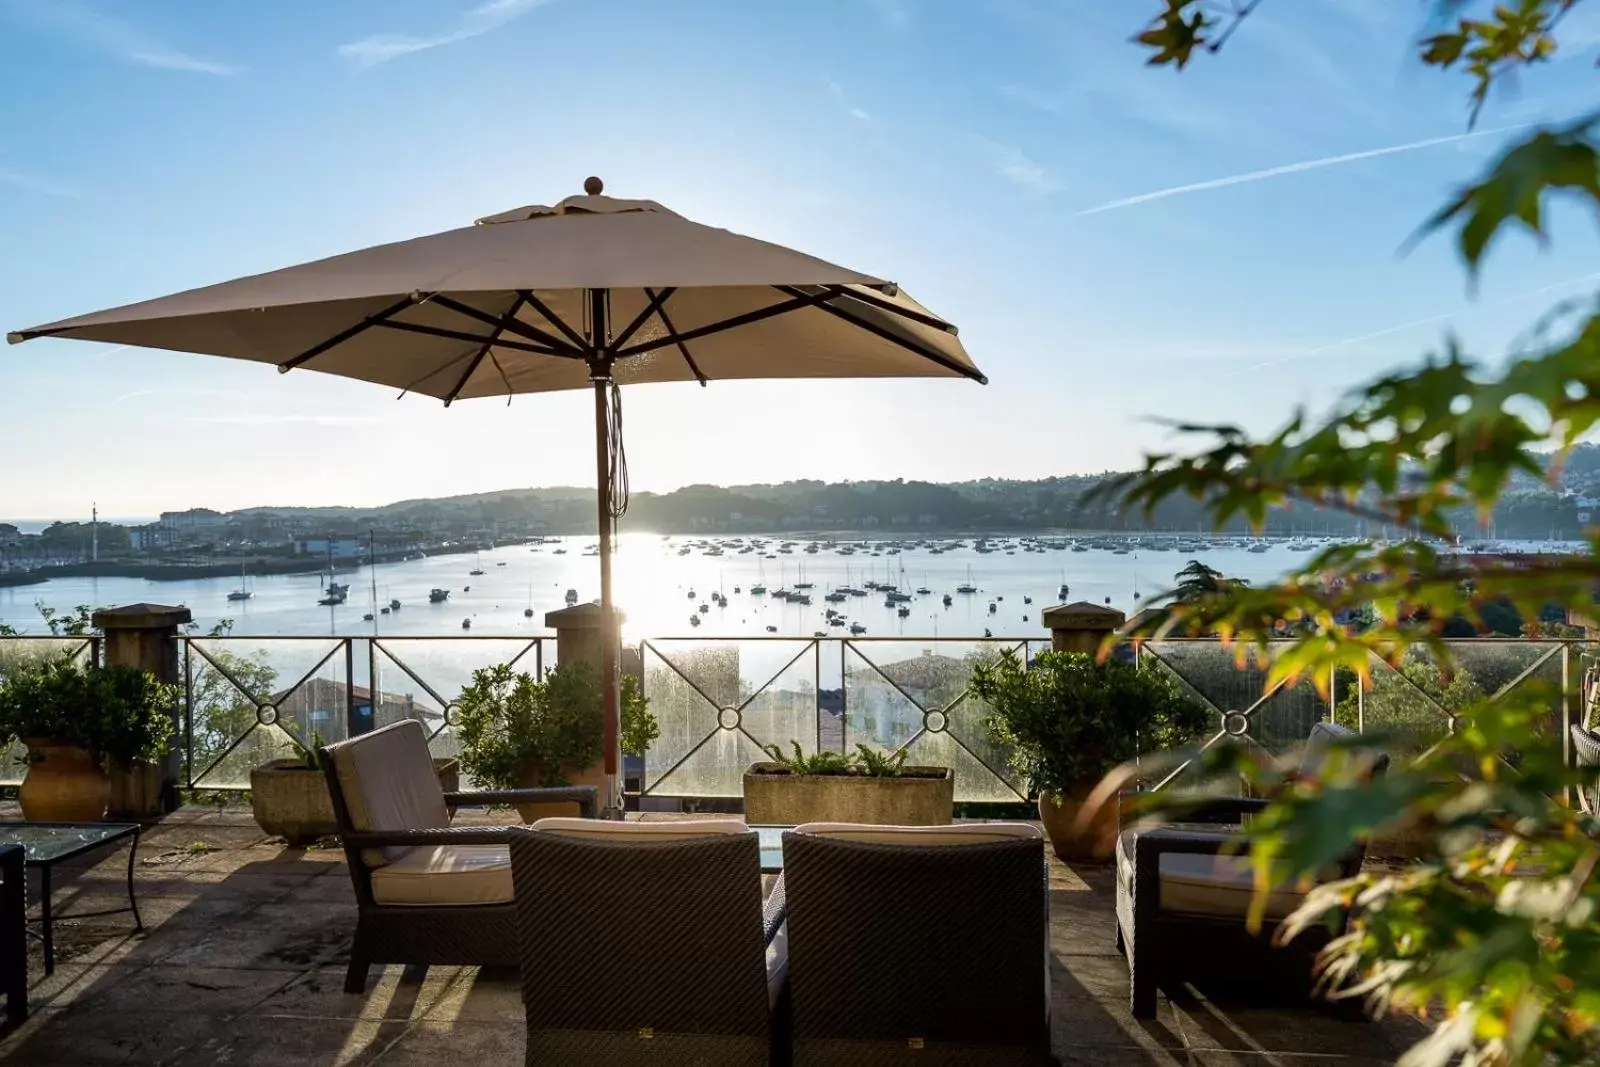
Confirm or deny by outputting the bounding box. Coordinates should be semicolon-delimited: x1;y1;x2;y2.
0;805;1428;1066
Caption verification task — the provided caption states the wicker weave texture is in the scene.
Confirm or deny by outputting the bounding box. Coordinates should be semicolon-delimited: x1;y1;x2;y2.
781;833;1050;1065
510;830;771;1064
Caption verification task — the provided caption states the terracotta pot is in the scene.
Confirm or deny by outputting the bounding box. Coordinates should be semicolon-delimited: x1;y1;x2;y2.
1037;787;1117;863
19;739;111;822
516;760;607;822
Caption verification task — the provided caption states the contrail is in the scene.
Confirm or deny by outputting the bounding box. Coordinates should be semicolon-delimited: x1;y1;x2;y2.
1078;124;1526;216
1228;271;1600;377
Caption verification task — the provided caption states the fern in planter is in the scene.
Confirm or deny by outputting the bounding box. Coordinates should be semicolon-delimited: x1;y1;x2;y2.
455;662;655;790
760;741;910;777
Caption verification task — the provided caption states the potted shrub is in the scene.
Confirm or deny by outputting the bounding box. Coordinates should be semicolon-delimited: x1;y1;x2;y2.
250;729;461;846
970;648;1211;861
743;742;954;826
0;654;177;822
455;661;656;821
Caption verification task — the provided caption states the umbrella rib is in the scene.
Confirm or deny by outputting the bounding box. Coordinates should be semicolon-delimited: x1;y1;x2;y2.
516;290;590;353
647;289;708;387
278;294;423;373
374;319;568;357
611;289;836;359
430;294;585;358
442;349;490;407
771;285;987;384
611;287;676;352
822;285;959;335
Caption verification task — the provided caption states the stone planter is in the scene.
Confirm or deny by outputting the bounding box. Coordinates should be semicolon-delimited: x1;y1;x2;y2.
250;760;337;846
1037;787;1117;863
19;739;111;822
251;756;461;845
743;763;953;826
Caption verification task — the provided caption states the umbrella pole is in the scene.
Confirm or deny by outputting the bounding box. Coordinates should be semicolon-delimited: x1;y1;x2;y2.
589;290;622;818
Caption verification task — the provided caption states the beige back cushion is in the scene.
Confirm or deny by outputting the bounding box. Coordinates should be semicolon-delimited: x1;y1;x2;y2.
530;817;750;841
327;719;449;866
792;821;1042;846
1300;721;1354;779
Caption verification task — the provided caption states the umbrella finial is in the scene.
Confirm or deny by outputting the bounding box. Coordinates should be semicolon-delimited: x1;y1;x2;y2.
583;176;604;195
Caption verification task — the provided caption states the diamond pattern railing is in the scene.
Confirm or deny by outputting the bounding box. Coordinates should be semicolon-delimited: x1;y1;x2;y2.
2;634;1588;800
1139;639;1592;792
640;637;1034;803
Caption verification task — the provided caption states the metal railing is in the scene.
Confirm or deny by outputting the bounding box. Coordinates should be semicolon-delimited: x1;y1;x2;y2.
1;634;1593;802
1137;638;1595;791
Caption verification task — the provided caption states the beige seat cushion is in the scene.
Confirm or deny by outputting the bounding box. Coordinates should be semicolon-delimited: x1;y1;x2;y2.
369;844;511;905
791;821;1042;845
530;817;750;840
1116;831;1306;920
326;719;450;867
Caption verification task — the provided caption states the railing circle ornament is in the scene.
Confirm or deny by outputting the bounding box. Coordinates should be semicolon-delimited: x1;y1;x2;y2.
257;703;279;726
924;708;948;733
443;702;460;726
718;706;741;730
1223;709;1250;736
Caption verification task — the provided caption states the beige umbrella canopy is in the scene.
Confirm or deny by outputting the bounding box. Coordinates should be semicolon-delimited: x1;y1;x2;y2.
9;177;986;810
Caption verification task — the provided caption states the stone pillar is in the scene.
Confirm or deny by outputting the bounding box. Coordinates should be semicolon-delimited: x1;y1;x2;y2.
1040;601;1126;656
543;602;626;673
93;603;192;815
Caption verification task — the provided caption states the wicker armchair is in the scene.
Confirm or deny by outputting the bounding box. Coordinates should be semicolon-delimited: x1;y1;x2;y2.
1571;723;1600;816
318;719;598;994
780;822;1051;1066
1;843;24;1027
508;819;785;1066
1115;722;1386;1017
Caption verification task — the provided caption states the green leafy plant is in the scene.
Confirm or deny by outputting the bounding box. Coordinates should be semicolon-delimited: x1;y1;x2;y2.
1090;6;1600;1063
758;740;910;777
455;661;654;790
0;653;177;768
971;648;1212;799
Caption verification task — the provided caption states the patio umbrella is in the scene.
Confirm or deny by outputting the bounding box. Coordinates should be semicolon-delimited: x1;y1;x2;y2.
8;177;986;812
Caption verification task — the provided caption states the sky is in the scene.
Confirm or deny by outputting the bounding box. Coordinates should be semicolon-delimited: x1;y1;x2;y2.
1;0;1598;521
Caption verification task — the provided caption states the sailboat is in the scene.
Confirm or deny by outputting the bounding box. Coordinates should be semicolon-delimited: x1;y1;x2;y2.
524;583;535;619
469;550;485;576
226;560;252;601
956;566;978;595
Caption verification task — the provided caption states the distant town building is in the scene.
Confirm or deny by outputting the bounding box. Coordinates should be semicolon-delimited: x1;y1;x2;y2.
295;537;363;560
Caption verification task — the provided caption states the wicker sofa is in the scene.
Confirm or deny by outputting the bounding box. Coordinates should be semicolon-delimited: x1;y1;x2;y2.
780;822;1051;1066
1572;723;1600;815
1115;722;1384;1017
318;719;598;994
1;843;24;1027
508;819;786;1066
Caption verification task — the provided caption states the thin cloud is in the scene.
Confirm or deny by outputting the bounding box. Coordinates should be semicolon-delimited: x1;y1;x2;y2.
339;0;552;68
998;84;1067;118
186;413;393;427
1079;125;1525;216
862;0;911;31
824;77;873;123
1231;272;1600;377
5;0;239;75
981;139;1055;193
0;166;83;199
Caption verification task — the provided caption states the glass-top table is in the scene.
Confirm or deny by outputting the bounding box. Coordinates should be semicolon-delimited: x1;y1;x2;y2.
0;822;143;974
754;826;786;872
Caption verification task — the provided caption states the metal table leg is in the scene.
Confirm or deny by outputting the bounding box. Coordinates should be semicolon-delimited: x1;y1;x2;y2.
127;829;143;933
39;866;53;977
